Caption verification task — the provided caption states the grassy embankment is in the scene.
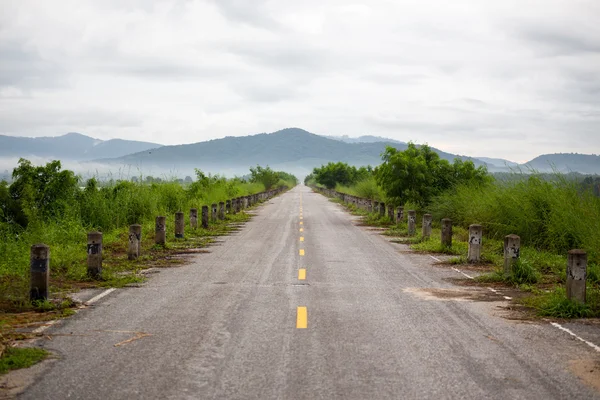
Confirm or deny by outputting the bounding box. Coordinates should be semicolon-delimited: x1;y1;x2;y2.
0;171;295;367
327;174;600;318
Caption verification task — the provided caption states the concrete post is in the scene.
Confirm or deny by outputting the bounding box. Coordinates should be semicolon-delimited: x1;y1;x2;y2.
407;210;417;236
87;231;103;279
503;234;520;276
155;216;166;245
175;212;185;238
396;207;404;224
441;219;453;247
388;205;394;222
468;224;483;263
128;224;142;260
30;244;50;301
190;208;198;229
211;203;218;221
379;202;386;218
226;200;231;214
218;202;225;220
422;214;432;239
567;250;587;303
201;206;209;228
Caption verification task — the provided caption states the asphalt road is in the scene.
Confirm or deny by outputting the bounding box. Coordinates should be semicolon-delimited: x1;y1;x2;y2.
20;185;600;399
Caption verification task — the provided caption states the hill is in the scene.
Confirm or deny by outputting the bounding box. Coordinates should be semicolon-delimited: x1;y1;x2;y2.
523;153;600;174
0;132;162;161
97;128;497;177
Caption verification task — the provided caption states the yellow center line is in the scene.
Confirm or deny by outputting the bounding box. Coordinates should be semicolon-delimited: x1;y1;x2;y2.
300;221;303;225
299;249;305;256
296;306;308;329
299;228;303;232
298;269;306;280
300;237;304;242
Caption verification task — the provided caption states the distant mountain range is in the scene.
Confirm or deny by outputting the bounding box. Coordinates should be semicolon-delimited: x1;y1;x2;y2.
0;132;162;161
0;128;598;177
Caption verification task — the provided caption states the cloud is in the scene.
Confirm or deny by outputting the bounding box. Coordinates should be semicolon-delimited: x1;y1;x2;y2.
0;0;598;162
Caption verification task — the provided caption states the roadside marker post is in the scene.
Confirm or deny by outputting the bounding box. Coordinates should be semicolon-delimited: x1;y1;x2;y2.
30;243;50;302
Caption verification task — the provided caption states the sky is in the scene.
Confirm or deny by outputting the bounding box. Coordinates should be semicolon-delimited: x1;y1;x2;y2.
1;0;599;163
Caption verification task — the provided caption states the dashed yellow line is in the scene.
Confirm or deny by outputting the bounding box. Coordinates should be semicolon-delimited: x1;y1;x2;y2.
300;221;303;225
298;269;306;280
300;237;304;242
299;249;305;256
296;307;307;329
299;228;303;232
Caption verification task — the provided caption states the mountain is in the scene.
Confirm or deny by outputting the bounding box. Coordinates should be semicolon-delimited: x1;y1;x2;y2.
523;153;600;174
0;132;162;161
96;128;497;177
475;157;519;169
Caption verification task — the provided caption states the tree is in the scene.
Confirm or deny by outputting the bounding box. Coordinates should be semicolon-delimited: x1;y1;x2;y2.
8;159;79;225
375;143;489;206
249;165;279;190
312;162;363;189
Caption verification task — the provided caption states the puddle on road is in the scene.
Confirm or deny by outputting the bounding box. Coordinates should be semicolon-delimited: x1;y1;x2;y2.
404;287;504;302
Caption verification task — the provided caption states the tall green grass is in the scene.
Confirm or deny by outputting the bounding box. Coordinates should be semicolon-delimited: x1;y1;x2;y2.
336;177;385;201
0;174;293;308
429;174;600;264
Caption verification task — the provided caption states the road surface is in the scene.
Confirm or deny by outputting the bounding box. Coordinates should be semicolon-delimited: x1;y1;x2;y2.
19;185;600;399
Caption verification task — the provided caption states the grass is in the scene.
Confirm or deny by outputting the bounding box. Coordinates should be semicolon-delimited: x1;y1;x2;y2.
319;179;600;319
0;347;49;374
520;287;600;318
0;179;277;311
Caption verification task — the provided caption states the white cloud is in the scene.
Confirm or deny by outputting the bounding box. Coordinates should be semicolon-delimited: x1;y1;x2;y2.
0;0;599;162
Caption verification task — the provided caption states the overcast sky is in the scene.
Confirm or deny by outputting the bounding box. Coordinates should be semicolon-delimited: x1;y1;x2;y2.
1;0;599;162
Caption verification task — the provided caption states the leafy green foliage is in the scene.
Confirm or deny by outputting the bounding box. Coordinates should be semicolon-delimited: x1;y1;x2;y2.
374;143;489;206
7;159;79;226
249;165;297;190
312;162;372;189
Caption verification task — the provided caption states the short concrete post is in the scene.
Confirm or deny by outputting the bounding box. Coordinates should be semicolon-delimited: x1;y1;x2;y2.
407;210;417;236
190;208;198;229
396;207;404;223
218;202;225;220
201;206;209;228
388;205;394;222
30;244;50;301
211;204;217;221
226;200;231;214
175;212;185;238
128;224;142;260
379;202;386;218
567;250;587;304
503;234;520;276
87;232;103;279
441;219;453;247
467;224;483;263
155;216;166;245
422;214;432;239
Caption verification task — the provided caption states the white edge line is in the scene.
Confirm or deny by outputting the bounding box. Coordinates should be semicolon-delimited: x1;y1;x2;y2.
32;319;58;334
31;288;117;335
551;322;600;353
503;296;513;300
487;288;498;293
429;255;442;262
452;267;475;280
86;288;117;305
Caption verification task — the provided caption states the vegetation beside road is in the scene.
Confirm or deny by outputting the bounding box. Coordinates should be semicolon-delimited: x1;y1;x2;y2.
310;143;600;319
0;160;296;361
